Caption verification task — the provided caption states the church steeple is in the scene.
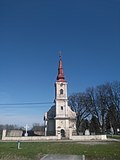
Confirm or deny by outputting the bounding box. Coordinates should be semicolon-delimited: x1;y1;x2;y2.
44;54;76;138
57;55;66;82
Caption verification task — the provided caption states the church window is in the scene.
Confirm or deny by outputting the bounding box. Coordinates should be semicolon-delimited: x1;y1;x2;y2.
61;106;63;110
60;83;63;87
60;89;63;95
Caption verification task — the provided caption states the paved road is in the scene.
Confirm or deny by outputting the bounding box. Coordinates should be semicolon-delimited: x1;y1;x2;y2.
41;154;85;160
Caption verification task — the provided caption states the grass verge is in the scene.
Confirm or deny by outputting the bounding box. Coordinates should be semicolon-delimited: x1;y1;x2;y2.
107;135;120;140
0;141;120;160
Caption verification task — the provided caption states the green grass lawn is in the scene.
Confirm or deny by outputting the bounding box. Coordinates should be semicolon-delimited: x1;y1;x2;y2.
107;135;120;140
0;141;120;160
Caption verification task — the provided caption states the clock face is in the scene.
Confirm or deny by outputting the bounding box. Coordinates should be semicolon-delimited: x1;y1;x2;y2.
60;83;63;87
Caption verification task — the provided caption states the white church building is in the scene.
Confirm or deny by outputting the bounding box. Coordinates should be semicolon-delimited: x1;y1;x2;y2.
44;56;76;138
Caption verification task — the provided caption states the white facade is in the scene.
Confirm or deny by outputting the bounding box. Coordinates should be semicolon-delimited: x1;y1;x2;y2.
55;81;76;138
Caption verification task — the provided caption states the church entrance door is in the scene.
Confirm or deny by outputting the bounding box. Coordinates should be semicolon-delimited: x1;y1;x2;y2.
61;129;65;137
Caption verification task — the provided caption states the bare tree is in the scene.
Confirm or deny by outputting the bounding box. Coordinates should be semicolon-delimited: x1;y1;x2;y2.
105;81;120;133
69;81;120;134
69;92;91;133
32;123;44;131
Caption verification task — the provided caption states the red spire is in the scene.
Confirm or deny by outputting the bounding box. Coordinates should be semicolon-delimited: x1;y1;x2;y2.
57;55;66;82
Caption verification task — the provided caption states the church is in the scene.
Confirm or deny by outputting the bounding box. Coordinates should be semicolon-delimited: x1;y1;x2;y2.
44;56;76;138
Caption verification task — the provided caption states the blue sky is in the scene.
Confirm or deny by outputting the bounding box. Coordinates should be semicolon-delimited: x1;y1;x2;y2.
0;0;120;126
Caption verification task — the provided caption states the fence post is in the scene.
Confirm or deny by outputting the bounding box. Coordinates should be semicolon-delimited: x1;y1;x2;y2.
17;141;21;149
2;129;6;140
82;155;85;160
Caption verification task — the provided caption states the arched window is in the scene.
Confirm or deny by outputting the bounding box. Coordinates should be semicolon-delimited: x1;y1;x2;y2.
60;89;63;95
61;106;63;110
61;129;65;137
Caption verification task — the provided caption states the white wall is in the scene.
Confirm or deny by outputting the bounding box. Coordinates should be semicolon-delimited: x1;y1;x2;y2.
2;136;58;141
70;135;107;140
2;129;59;141
2;129;107;141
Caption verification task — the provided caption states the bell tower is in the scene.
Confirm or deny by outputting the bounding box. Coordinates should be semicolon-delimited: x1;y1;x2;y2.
55;55;68;100
44;54;76;138
55;55;70;137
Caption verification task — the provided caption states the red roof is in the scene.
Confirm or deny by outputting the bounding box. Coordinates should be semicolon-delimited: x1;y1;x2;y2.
57;56;66;82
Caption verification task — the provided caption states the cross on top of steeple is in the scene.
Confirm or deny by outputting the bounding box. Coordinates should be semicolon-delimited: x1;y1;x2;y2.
59;51;62;59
